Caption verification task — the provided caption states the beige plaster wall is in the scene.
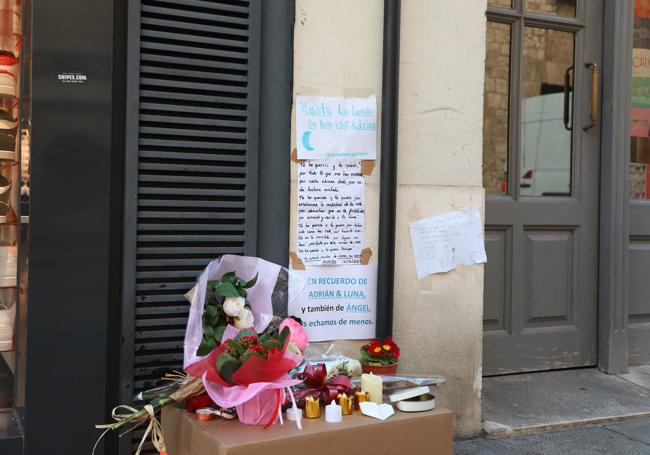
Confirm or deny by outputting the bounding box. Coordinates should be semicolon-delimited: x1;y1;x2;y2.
291;0;487;437
290;0;383;261
395;0;487;436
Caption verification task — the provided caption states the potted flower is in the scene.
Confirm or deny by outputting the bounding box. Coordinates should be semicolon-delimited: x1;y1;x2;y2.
360;337;400;374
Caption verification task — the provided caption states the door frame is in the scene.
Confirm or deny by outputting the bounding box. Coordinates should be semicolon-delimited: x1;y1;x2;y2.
598;0;633;374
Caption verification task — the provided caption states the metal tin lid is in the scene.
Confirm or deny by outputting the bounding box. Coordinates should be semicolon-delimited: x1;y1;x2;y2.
389;385;430;403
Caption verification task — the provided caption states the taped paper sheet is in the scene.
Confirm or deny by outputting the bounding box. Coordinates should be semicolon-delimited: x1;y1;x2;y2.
288;265;377;342
297;160;365;265
409;207;487;279
296;95;377;160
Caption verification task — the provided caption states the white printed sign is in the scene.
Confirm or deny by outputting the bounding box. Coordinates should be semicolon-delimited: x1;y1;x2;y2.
297;161;365;265
409;207;487;279
296;95;377;160
288;265;377;342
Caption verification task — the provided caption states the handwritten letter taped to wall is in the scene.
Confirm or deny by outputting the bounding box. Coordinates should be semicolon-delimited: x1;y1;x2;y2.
297;161;365;265
409;207;487;279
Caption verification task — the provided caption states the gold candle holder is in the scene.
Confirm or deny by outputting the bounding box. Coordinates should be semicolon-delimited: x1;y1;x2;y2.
338;393;354;415
304;396;321;419
354;390;370;410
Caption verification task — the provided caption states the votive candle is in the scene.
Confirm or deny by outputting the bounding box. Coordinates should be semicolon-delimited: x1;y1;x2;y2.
361;372;383;403
337;393;354;415
304;396;321;419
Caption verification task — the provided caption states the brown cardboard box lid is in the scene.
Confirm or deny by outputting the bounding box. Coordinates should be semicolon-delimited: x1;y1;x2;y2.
163;404;453;455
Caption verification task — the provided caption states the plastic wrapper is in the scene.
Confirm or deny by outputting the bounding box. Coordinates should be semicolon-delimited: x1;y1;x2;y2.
132;381;181;403
351;374;447;392
293;356;361;380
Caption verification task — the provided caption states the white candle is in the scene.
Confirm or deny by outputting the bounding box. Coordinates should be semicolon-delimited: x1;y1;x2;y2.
325;402;342;423
286;407;303;421
361;372;383;403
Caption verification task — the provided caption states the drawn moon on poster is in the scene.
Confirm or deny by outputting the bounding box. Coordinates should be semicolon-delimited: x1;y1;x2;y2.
302;131;315;151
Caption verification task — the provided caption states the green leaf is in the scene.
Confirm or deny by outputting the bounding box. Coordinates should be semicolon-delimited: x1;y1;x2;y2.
214;324;227;342
205;305;220;321
203;324;215;338
360;349;374;364
197;336;217;356
206;293;220;308
221;272;237;284
215;281;240;297
227;339;246;356
278;326;291;346
242;273;259;289
207;280;221;293
216;353;242;385
238;328;257;339
262;339;281;351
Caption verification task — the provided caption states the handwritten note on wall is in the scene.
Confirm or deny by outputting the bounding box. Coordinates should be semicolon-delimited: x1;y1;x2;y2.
297;161;365;265
409;207;487;279
296;96;377;160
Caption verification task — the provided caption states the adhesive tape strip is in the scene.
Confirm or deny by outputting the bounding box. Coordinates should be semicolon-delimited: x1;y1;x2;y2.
396;394;436;413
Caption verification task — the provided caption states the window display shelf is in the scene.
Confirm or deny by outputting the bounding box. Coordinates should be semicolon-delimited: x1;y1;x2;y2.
0;216;23;226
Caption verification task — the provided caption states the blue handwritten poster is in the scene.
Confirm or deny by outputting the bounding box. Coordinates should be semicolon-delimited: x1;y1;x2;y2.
296;95;377;160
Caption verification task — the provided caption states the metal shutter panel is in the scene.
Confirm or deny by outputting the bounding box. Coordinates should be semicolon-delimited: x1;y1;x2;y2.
121;1;260;453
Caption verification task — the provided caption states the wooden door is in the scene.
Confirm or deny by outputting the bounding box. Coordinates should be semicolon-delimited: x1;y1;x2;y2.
482;0;603;375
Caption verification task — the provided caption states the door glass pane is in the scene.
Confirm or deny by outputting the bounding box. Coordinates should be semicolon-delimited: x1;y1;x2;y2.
525;0;576;17
483;21;511;196
631;2;650;200
521;27;574;197
488;0;512;8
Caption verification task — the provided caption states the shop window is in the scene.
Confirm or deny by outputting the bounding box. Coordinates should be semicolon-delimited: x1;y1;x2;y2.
631;0;650;200
0;0;28;415
483;21;511;195
525;0;576;17
483;3;577;197
521;26;574;197
489;0;513;8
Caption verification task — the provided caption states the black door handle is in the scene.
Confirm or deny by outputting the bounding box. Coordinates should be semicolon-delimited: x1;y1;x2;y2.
564;65;574;131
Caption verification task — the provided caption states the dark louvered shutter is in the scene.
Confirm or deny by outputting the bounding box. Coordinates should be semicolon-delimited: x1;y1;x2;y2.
120;0;260;452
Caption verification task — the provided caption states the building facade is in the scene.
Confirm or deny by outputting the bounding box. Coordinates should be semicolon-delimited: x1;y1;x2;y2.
0;0;647;453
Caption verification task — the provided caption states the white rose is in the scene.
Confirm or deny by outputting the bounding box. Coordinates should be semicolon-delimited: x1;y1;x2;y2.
223;296;246;317
233;308;254;330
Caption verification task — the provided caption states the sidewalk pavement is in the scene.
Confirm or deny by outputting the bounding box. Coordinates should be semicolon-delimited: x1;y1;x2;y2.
455;418;650;454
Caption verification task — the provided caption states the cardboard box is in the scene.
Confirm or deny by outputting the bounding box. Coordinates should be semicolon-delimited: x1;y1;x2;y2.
162;404;453;455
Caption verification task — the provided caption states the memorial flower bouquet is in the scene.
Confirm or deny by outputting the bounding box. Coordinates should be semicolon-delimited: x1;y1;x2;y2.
94;255;309;455
360;337;400;374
